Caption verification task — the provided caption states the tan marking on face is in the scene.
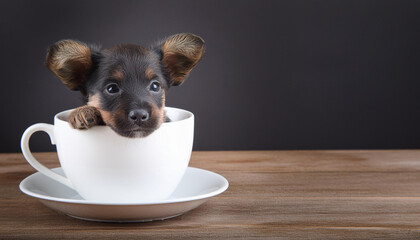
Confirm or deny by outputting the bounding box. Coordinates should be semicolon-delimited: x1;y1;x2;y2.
161;89;166;109
98;109;113;126
152;89;166;127
88;94;101;108
112;69;123;81
88;94;114;127
151;108;164;128
145;67;155;80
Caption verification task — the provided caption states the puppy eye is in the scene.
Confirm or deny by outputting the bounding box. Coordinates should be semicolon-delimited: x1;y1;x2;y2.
150;81;161;92
106;83;120;94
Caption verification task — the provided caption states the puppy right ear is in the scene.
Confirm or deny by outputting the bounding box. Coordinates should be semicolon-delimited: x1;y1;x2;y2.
46;40;95;91
158;33;205;86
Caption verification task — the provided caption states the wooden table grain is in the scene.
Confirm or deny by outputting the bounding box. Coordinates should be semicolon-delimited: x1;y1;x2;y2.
1;150;420;239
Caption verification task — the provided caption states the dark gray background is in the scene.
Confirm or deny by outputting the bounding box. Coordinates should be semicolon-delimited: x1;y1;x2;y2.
1;0;420;153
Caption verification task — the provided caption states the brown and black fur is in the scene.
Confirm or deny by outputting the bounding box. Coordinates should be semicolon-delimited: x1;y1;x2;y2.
46;33;204;138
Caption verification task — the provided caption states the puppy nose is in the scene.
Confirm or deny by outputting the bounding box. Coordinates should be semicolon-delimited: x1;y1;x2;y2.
128;109;149;123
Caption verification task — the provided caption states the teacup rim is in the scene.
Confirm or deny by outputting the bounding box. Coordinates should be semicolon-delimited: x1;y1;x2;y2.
54;106;194;126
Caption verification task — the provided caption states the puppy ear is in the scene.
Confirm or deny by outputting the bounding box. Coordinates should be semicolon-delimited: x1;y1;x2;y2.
46;40;94;91
159;33;205;86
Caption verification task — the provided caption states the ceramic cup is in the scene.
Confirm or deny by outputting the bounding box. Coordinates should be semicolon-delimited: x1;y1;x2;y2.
21;107;194;203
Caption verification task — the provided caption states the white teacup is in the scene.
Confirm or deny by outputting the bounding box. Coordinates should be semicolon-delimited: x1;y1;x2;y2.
21;107;194;203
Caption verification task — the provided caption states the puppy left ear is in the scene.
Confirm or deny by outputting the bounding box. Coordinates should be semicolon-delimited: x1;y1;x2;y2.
159;33;205;86
46;40;96;91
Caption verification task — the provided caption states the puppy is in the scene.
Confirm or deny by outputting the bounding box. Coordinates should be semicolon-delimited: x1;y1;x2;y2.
45;33;204;138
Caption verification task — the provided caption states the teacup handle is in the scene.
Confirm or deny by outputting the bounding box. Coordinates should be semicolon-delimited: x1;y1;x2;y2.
21;123;74;189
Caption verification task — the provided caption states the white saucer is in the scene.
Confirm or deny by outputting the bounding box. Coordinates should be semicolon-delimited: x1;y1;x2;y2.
20;167;229;222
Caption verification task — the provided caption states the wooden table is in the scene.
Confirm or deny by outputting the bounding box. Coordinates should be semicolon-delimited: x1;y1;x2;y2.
1;151;420;239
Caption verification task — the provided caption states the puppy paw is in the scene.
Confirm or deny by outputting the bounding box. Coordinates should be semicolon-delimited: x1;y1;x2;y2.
68;106;102;129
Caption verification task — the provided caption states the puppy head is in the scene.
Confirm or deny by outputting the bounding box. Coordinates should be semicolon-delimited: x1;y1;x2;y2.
46;33;204;137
